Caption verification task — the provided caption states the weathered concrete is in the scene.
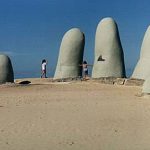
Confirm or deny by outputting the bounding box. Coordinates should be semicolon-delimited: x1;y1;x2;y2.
115;78;126;85
125;78;144;86
0;54;14;84
53;77;82;82
132;26;150;80
92;17;126;78
91;77;116;84
91;77;126;85
54;28;85;79
142;77;150;94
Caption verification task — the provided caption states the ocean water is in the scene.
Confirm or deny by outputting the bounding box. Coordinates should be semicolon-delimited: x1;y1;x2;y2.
14;71;52;79
14;68;133;79
126;68;133;77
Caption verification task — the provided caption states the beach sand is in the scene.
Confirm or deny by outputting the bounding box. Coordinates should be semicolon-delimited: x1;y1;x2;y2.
0;79;150;150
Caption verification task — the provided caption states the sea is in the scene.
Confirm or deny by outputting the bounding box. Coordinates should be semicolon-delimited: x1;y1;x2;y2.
14;68;133;79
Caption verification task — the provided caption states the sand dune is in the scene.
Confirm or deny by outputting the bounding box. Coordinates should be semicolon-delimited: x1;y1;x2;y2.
0;79;150;150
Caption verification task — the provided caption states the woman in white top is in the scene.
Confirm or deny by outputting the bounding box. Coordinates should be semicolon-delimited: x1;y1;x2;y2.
41;59;47;78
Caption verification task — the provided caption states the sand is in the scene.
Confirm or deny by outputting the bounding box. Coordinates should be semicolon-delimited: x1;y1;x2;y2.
0;79;150;150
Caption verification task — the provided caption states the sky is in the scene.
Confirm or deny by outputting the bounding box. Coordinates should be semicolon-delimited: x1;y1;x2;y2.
0;0;150;78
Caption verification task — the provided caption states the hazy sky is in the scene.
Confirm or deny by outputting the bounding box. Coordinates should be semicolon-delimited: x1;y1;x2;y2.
0;0;150;78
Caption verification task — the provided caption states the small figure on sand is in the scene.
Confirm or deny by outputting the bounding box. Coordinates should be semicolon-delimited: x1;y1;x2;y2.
41;59;47;78
79;60;92;80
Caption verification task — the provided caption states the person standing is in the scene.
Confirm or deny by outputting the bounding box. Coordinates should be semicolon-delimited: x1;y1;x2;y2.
79;60;92;80
41;59;47;78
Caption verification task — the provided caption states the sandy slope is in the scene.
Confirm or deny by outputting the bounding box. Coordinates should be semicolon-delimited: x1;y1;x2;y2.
0;80;150;150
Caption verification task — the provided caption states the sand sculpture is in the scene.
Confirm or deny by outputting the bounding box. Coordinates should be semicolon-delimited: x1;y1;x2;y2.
54;28;85;79
92;17;126;78
132;26;150;80
142;77;150;94
0;54;14;84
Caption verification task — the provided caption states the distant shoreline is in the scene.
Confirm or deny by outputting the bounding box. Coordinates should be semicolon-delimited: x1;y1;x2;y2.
14;68;133;79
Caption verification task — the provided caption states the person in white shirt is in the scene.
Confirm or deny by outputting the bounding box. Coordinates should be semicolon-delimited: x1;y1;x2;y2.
41;59;47;78
79;60;93;80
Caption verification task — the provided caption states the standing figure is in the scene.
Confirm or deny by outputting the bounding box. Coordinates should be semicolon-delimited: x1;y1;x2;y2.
41;59;47;78
80;60;92;80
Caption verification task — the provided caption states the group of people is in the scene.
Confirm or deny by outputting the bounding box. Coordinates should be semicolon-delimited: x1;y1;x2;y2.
41;59;92;79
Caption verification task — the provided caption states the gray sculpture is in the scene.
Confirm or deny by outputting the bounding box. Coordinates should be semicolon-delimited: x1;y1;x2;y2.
92;17;126;78
0;54;14;84
132;26;150;80
54;28;85;79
